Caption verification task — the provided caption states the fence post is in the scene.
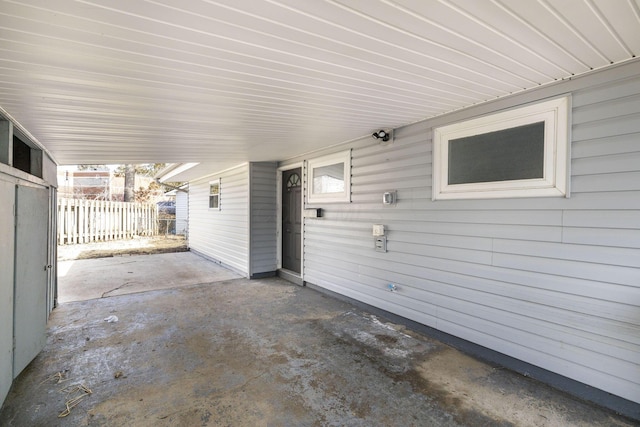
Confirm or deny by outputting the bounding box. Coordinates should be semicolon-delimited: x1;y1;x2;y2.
126;202;131;238
154;204;158;236
66;198;72;245
117;202;123;240
80;200;87;243
105;201;110;241
107;200;113;241
63;199;67;244
74;199;79;244
88;200;94;243
84;199;88;243
57;199;63;245
101;200;106;241
97;200;102;242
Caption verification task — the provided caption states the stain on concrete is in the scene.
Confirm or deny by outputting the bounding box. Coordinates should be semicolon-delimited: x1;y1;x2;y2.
0;272;635;427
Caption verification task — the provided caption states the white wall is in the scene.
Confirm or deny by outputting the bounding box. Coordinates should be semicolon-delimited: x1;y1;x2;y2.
175;190;188;235
189;164;249;276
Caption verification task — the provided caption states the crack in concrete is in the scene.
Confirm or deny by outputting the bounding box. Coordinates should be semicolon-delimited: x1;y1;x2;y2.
101;282;134;298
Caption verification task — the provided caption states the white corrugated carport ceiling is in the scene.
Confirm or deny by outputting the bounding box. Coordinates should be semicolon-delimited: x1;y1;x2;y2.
0;0;638;172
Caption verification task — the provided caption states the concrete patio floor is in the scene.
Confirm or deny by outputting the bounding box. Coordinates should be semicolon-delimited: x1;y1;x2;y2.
57;251;242;303
0;253;634;426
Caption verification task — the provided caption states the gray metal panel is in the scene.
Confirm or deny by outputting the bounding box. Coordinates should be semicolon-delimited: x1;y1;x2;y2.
0;178;15;405
284;62;640;403
0;121;12;166
249;162;277;275
189;165;249;275
13;184;48;378
41;154;57;187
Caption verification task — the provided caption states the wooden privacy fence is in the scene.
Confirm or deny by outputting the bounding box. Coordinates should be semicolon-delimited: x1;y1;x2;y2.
57;198;158;245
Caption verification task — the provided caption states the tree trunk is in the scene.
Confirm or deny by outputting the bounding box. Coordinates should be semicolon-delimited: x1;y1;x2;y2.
124;164;135;202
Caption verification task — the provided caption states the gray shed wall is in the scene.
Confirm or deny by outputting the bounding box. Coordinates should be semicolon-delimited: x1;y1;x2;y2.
0;175;15;405
279;60;640;404
0;164;56;407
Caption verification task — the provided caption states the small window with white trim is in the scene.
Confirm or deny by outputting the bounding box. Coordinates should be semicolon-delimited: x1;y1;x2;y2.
209;179;220;209
307;150;351;203
432;96;570;200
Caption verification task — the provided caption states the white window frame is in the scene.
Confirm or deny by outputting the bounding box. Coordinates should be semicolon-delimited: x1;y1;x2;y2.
432;96;570;200
307;149;351;204
209;179;220;210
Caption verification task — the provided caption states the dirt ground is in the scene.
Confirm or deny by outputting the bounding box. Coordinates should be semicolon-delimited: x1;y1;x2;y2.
57;236;188;261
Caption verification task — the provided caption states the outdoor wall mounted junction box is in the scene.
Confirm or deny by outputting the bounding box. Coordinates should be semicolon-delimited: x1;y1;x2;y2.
303;208;322;218
375;236;387;253
373;224;387;252
382;190;397;205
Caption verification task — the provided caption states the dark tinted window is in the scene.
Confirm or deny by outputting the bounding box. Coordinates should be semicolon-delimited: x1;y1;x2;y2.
13;136;31;174
448;121;545;185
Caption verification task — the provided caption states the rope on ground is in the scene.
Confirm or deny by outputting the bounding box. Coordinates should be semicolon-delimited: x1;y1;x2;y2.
58;383;92;418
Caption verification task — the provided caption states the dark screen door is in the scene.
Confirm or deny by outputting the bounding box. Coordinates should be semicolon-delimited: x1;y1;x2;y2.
282;168;302;273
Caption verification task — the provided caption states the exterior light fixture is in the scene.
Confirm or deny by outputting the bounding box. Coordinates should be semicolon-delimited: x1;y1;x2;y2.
372;129;394;143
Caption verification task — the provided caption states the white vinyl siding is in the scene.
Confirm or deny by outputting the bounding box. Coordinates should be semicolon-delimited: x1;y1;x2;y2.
189;164;249;276
249;162;277;277
175;190;188;235
280;62;640;404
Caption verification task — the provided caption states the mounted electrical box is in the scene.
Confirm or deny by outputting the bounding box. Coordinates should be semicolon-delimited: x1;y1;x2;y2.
375;236;387;253
372;224;385;236
382;190;397;205
303;208;322;218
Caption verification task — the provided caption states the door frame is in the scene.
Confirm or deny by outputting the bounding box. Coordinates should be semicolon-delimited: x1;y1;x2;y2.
276;162;304;278
47;186;57;312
